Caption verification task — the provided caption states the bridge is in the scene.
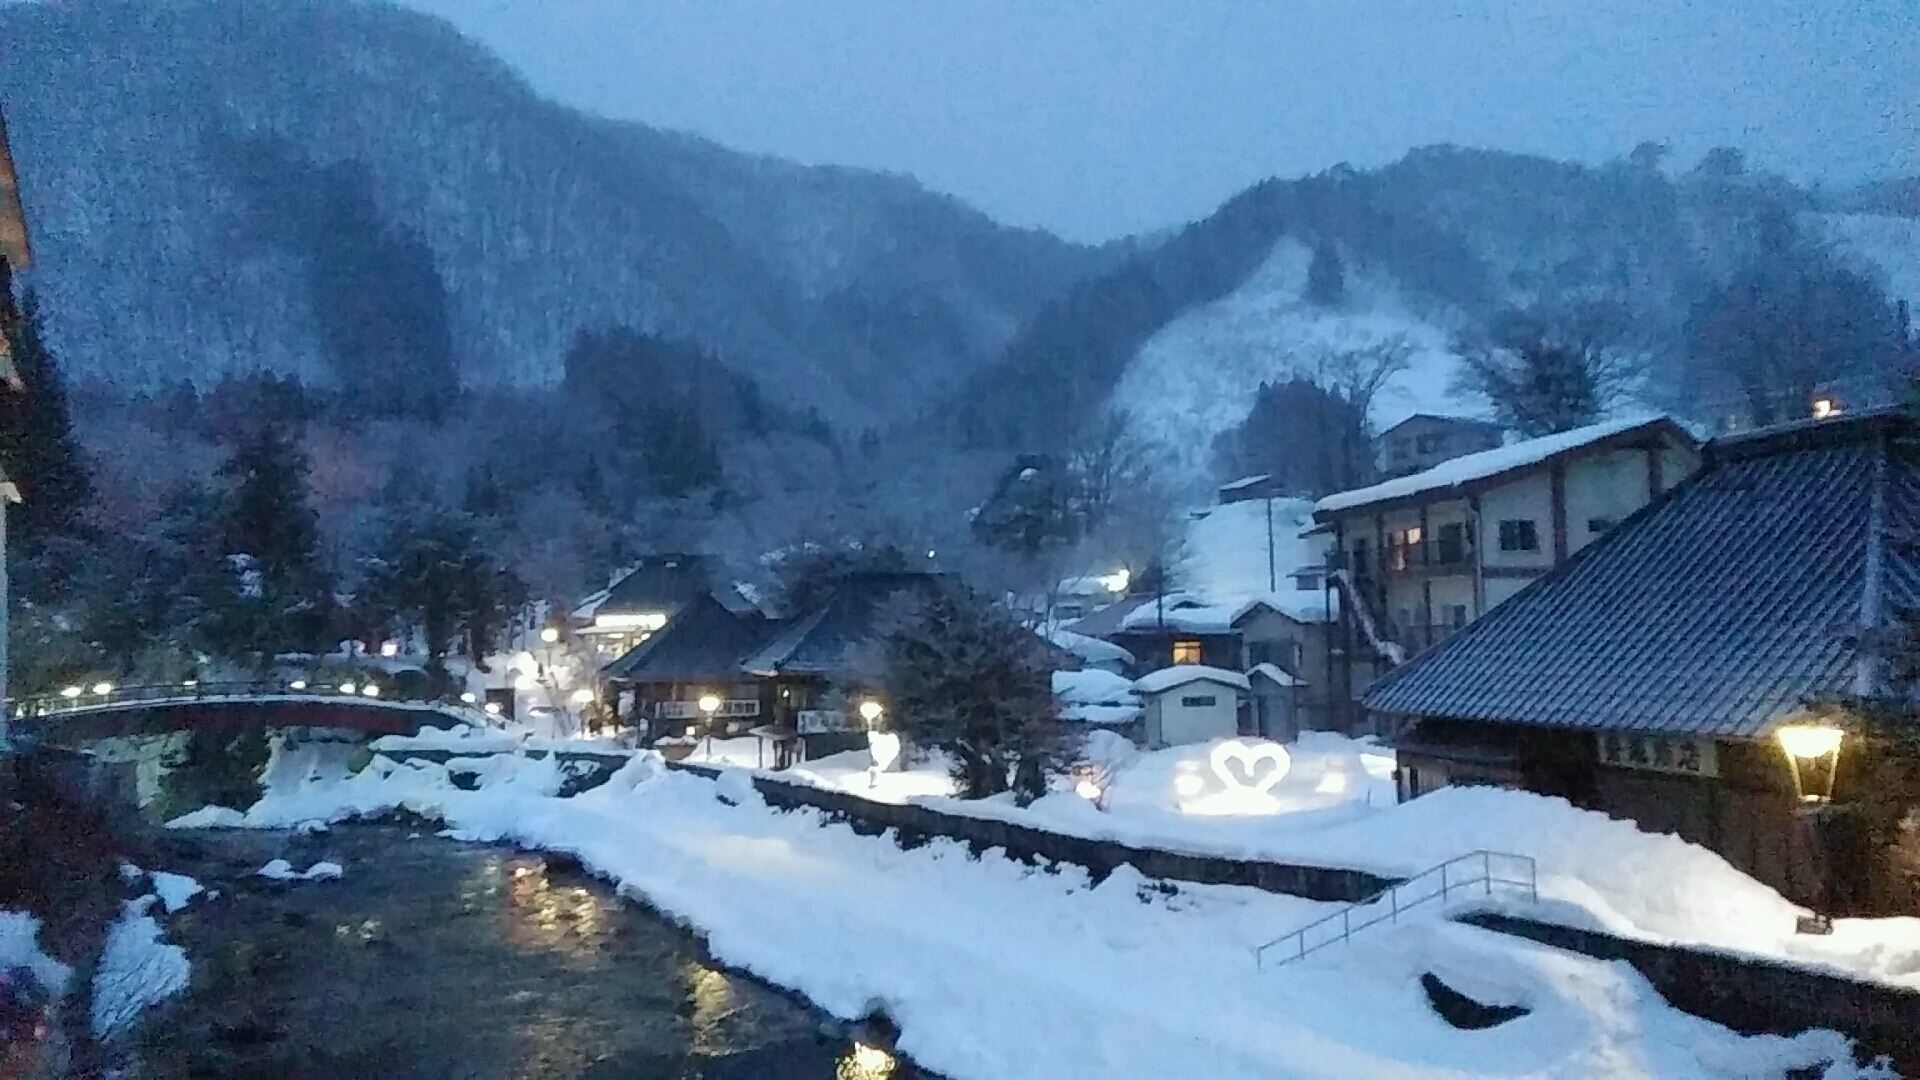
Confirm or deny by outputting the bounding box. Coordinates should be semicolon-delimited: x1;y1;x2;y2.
6;681;493;745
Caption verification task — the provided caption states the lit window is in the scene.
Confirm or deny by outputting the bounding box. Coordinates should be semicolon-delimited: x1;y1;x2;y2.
1172;640;1203;665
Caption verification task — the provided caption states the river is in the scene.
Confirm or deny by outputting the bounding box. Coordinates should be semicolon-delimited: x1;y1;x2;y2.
88;732;920;1078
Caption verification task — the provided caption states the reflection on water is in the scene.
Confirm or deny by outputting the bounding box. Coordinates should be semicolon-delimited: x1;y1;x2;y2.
135;824;929;1078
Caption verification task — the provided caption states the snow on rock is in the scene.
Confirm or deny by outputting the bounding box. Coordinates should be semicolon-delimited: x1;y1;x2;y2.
1314;415;1667;514
148;871;204;914
0;911;72;998
256;859;344;882
164;805;245;830
1111;237;1471;494
90;897;189;1039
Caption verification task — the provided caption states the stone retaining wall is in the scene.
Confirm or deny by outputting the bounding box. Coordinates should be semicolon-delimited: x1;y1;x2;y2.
1461;912;1920;1072
667;760;1394;903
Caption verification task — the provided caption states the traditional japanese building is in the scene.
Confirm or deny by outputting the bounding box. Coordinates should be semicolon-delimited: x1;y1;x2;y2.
1314;415;1701;727
1363;409;1919;908
570;554;754;663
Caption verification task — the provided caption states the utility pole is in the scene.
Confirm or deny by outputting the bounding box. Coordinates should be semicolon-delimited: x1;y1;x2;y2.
1265;495;1277;593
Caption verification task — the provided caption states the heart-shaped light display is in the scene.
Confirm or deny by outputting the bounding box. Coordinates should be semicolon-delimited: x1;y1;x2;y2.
867;730;903;773
1178;739;1291;815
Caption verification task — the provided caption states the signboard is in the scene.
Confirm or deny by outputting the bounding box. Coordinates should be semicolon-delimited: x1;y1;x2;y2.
797;709;856;734
656;699;760;719
1596;732;1718;778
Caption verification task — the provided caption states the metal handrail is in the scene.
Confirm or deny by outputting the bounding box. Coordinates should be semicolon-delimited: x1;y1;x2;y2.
1253;850;1538;969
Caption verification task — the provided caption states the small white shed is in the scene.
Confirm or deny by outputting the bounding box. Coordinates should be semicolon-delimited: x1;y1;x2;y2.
1134;666;1250;748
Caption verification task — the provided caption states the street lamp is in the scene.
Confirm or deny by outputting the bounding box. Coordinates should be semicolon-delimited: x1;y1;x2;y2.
858;699;884;728
698;693;721;757
1777;721;1847;935
540;626;561;645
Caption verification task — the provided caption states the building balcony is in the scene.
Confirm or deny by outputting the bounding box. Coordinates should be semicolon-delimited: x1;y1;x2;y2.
1331;539;1476;580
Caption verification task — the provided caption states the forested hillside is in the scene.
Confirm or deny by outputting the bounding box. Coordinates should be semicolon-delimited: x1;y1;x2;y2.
0;0;1107;422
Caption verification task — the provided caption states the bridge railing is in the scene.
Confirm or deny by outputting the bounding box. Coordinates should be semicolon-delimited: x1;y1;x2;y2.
7;679;501;726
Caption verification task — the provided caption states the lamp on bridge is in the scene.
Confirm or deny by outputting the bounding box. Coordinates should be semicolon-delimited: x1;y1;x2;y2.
289;679;308;692
91;682;113;697
361;684;380;698
58;685;81;699
339;681;357;696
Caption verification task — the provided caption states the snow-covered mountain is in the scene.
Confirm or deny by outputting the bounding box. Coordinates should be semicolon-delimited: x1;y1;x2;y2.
0;0;1109;422
956;146;1918;492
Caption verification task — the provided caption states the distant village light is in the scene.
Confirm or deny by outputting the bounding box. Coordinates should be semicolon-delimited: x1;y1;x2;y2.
59;685;82;699
540;627;561;645
571;688;595;705
460;691;478;704
484;701;502;716
91;682;113;696
380;640;399;658
1099;568;1131;594
289;680;308;691
1812;397;1839;420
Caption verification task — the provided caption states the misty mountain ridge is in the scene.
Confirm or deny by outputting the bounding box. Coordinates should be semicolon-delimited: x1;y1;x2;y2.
0;0;1108;423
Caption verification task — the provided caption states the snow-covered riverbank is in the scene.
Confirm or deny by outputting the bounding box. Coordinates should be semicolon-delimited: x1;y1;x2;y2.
169;746;1886;1078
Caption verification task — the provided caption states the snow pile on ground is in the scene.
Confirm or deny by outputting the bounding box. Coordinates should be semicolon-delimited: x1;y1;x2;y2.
369;723;629;756
0;912;72;998
89;897;190;1039
191;747;1867;1078
256;859;344;882
1046;628;1135;669
119;864;205;914
164;805;245;829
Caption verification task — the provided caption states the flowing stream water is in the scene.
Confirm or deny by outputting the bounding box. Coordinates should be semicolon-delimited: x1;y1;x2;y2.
85;732;919;1079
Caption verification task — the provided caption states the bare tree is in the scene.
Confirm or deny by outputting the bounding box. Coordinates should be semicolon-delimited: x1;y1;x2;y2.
1456;303;1648;436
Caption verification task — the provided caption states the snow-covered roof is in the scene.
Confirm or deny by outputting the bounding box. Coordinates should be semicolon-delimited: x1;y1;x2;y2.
1047;629;1136;667
1134;665;1250;695
1218;473;1272;493
1248;662;1306;688
1316;415;1688;516
1118;591;1331;634
1060;703;1144;726
1052;668;1138;706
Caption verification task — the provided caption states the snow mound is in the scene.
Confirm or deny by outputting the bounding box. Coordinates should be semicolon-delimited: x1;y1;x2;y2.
0;911;72;997
164;805;245;829
256;859;344;882
148;871;204;914
90;897;189;1038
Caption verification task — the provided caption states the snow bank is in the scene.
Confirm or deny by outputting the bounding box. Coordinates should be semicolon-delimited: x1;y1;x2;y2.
164;805;245;829
0;911;72;997
1053;669;1141;725
90;897;189;1039
212;747;1860;1078
256;859;344;882
149;871;204;914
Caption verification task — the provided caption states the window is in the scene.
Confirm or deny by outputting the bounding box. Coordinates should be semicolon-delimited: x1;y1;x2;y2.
1415;433;1443;454
1180;695;1217;708
1391;438;1412;461
1436;522;1466;564
1290;640;1305;669
1292;571;1322;592
1587;517;1616;535
1497;518;1539;552
1448;604;1468;629
1172;639;1203;665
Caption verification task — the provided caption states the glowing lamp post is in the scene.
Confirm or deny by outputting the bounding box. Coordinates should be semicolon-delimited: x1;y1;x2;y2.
1777;721;1846;935
858;699;884;729
698;693;721;757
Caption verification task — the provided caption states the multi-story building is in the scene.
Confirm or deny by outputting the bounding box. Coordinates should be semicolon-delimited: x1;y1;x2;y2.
1373;414;1505;478
1313;415;1701;726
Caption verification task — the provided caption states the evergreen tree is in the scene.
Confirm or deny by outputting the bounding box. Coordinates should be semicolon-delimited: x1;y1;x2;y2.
211;424;330;657
0;290;93;542
1211;378;1373;496
1304;241;1346;306
878;582;1065;803
361;507;521;686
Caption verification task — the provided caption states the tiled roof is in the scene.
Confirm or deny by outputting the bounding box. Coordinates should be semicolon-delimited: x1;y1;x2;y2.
739;572;946;679
573;554;751;620
602;593;775;683
1362;410;1918;739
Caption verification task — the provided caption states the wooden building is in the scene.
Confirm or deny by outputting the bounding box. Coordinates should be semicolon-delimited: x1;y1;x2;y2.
1364;410;1919;909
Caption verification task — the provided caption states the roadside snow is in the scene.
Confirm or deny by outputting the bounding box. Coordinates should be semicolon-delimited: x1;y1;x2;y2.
148;871;204;914
219;748;1864;1079
90;897;190;1039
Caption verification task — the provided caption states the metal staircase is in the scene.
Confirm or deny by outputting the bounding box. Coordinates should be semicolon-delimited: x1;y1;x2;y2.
1254;850;1537;969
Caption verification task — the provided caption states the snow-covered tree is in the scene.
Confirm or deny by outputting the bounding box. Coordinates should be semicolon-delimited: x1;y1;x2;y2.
1458;304;1643;437
877;582;1065;803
